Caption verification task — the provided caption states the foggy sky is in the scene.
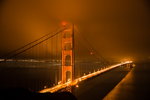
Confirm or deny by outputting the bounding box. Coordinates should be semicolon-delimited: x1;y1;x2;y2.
0;0;150;62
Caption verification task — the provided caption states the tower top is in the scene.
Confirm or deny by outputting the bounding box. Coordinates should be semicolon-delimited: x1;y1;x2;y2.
61;21;68;27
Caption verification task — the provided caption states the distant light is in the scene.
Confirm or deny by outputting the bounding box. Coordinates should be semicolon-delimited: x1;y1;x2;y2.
79;78;82;81
0;59;4;61
61;21;67;27
67;78;71;82
75;85;79;88
90;52;93;55
44;86;47;89
58;81;62;85
132;64;136;67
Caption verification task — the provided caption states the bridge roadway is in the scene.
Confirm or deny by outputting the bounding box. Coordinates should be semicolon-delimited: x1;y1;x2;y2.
39;61;132;93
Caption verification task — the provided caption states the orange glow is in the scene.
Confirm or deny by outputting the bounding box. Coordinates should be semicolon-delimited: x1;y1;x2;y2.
75;85;79;88
90;52;94;55
61;21;67;27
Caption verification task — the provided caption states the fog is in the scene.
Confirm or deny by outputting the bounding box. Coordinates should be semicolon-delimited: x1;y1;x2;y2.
0;0;150;62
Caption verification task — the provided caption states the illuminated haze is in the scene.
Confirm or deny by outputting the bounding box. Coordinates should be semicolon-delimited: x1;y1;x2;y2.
0;0;150;62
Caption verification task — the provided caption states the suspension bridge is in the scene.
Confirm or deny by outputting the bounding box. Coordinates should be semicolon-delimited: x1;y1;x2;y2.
0;23;133;93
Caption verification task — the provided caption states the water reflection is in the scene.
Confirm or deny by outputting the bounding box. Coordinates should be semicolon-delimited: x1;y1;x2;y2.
71;66;131;100
103;67;135;100
103;62;150;100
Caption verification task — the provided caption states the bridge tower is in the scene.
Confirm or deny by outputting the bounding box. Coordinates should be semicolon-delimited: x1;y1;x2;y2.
61;24;74;83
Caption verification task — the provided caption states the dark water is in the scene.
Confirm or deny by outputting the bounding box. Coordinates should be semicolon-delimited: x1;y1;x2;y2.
103;62;150;100
0;62;61;91
0;61;104;91
72;65;131;100
1;61;149;100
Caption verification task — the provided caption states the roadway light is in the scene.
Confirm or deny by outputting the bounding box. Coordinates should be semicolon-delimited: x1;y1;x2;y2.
75;85;79;88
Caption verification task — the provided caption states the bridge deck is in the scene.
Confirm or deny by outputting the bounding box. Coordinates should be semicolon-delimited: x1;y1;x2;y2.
39;61;132;93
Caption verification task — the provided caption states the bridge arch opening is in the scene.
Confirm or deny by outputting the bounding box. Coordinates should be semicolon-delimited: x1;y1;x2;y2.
66;71;71;82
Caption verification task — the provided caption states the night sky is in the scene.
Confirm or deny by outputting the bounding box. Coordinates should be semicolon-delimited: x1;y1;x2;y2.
0;0;150;62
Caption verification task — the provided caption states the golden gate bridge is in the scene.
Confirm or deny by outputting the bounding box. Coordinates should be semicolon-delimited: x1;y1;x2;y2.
0;23;133;93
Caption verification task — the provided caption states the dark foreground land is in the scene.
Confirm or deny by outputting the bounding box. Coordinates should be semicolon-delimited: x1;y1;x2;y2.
0;88;77;100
